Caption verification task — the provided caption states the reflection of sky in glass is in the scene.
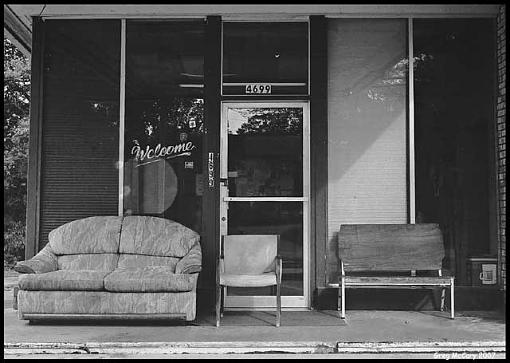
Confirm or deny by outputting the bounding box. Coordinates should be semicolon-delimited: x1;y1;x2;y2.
227;109;248;134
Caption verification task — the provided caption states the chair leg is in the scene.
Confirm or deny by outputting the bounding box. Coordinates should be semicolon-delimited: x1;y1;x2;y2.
341;276;346;319
221;287;226;318
216;283;221;327
276;282;281;327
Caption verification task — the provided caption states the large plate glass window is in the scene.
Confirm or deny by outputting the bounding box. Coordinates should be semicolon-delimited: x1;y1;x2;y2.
123;21;205;233
413;19;496;285
326;19;408;283
39;20;120;248
222;22;309;96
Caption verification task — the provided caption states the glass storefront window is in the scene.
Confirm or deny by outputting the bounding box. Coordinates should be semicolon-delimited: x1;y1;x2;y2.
222;22;308;95
123;21;205;233
326;19;408;283
413;19;496;283
40;20;120;248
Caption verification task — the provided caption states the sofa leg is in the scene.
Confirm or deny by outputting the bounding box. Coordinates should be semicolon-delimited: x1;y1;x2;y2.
13;287;18;310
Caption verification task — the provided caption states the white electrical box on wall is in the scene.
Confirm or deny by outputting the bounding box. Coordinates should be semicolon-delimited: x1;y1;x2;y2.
467;257;498;286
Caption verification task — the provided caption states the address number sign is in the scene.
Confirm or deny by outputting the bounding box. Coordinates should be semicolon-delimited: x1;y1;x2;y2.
245;84;272;94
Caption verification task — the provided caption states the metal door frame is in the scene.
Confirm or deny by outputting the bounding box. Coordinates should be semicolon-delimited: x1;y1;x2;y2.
220;101;310;310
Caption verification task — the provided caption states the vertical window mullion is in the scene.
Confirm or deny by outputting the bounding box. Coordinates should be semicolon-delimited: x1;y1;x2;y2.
119;19;126;216
408;17;416;224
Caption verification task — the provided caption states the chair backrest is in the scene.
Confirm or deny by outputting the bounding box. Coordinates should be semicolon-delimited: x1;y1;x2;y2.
338;224;445;272
222;235;278;275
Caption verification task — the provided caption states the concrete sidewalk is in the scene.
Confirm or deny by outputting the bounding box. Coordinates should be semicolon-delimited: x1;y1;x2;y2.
3;271;506;357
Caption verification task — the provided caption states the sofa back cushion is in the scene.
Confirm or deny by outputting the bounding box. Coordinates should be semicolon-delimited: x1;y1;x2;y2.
117;254;180;271
49;216;123;255
57;254;119;271
119;216;200;258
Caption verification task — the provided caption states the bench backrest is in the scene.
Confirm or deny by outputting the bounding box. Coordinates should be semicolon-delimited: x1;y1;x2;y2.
338;224;444;272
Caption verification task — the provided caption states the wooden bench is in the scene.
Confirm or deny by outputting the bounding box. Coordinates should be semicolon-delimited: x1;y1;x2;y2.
328;224;454;319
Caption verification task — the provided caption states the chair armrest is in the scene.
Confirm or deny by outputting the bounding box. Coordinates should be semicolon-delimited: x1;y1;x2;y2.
175;241;202;274
216;257;224;283
13;244;58;274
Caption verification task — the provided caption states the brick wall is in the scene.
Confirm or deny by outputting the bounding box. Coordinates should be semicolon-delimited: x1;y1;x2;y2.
496;5;506;292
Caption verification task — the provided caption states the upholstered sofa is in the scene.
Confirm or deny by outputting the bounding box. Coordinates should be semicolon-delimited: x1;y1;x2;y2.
14;215;201;322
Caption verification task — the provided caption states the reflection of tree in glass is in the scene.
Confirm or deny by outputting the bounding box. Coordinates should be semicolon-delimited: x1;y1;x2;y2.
163;98;204;133
139;98;204;137
126;97;204;159
236;108;302;135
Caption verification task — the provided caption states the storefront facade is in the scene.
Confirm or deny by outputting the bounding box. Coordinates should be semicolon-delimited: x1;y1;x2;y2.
4;4;506;310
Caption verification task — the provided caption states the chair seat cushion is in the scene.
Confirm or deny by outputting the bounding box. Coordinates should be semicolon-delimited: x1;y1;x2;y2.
104;267;197;293
220;273;277;287
18;270;109;291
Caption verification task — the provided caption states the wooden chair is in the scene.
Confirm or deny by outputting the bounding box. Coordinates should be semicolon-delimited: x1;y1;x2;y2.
216;235;282;327
328;224;455;319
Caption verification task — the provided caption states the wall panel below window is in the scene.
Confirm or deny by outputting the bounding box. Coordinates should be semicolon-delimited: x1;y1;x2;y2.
38;20;120;249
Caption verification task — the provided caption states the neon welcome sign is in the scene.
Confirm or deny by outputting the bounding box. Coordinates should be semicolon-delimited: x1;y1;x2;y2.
131;141;195;166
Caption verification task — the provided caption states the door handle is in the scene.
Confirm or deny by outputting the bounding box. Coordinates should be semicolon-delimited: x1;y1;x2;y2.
220;178;228;186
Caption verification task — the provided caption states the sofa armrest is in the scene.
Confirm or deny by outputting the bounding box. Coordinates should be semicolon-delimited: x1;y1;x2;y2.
175;241;202;274
13;244;58;274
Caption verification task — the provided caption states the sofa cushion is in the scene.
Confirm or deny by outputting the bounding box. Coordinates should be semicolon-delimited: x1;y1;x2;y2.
119;216;200;258
49;216;123;255
104;267;197;293
18;270;109;291
117;254;180;271
57;254;119;271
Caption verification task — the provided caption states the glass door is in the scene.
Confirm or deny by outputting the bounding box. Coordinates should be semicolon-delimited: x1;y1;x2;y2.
220;102;310;309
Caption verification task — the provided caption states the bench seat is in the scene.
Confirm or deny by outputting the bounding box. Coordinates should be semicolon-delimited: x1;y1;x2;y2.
328;276;453;287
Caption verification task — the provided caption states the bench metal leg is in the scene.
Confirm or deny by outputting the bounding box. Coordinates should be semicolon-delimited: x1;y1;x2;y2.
440;287;446;312
450;278;455;319
276;281;281;327
341;277;346;319
337;285;342;318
